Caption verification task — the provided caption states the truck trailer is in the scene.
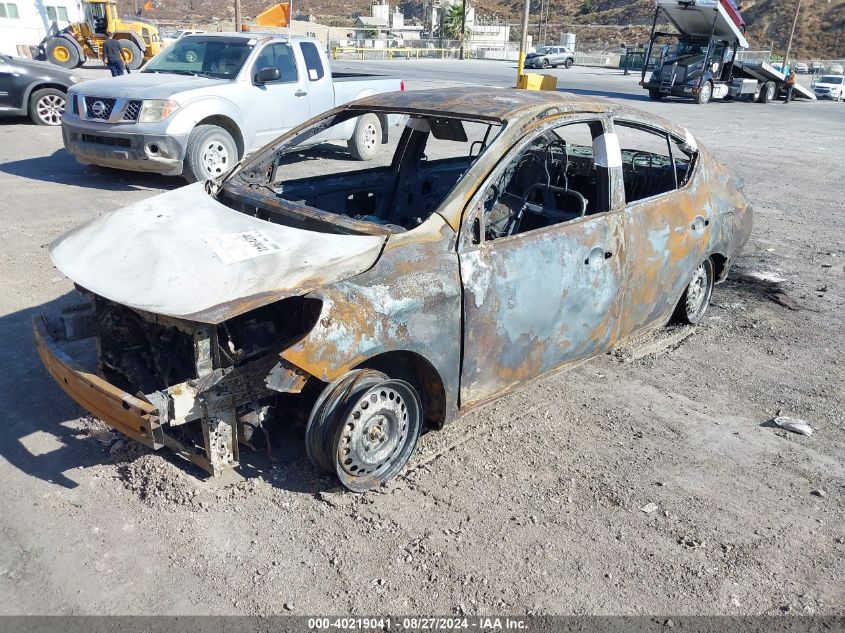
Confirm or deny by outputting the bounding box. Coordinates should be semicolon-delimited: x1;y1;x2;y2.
640;0;816;104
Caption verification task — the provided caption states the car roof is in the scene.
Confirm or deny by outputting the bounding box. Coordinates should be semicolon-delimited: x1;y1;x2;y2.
347;86;692;140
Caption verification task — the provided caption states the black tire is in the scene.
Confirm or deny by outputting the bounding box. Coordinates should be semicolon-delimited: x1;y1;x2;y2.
306;368;423;492
673;257;715;324
695;80;713;104
648;89;664;101
45;36;80;68
347;113;382;161
28;87;66;126
757;81;776;103
540;58;550;69
564;58;574;69
183;124;239;183
117;40;143;70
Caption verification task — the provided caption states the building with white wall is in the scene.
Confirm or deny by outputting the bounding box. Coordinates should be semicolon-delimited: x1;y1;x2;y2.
0;0;81;56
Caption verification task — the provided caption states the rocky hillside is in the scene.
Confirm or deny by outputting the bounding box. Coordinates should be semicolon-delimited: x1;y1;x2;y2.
135;0;844;59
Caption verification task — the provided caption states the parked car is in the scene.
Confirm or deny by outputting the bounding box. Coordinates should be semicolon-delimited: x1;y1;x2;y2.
61;33;403;181
36;87;752;492
0;54;81;125
793;62;809;74
812;74;845;101
828;63;844;75
525;46;575;69
161;29;206;47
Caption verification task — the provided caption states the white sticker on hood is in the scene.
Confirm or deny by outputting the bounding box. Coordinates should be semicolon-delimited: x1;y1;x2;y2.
205;230;283;265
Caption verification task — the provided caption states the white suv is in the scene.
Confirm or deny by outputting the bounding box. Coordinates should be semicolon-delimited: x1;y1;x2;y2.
813;75;845;101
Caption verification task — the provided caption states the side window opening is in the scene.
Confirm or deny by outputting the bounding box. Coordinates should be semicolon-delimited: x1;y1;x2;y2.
300;41;324;81
481;120;607;241
615;122;694;204
255;43;298;83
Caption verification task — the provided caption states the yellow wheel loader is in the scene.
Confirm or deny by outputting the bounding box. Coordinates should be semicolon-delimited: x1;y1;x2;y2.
40;0;162;70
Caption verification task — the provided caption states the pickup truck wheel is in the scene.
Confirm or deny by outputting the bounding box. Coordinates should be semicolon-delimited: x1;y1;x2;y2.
674;258;715;324
118;40;143;70
348;113;382;161
184;124;238;182
306;369;423;492
29;88;66;126
564;58;573;69
758;81;776;103
695;80;713;104
45;37;80;68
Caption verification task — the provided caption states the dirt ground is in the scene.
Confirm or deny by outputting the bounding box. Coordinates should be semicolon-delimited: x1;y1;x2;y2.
0;62;843;616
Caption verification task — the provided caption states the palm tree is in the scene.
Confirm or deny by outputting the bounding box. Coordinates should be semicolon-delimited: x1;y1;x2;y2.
442;2;469;41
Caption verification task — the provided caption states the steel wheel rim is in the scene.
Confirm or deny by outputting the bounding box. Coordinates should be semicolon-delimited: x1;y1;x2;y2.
36;94;65;125
53;46;70;62
685;262;711;320
362;123;378;151
333;379;421;491
201;139;231;177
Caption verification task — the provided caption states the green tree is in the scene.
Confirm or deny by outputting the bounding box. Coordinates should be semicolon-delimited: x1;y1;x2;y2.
442;3;470;41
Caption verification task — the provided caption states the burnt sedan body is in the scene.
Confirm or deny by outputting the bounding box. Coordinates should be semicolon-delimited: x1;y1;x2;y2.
35;87;752;492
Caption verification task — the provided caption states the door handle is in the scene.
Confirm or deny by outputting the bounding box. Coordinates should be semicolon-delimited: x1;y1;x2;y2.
294;89;308;97
585;247;613;266
690;216;710;231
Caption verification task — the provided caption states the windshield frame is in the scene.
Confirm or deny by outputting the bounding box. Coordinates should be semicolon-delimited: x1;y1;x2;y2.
142;36;254;79
818;75;844;84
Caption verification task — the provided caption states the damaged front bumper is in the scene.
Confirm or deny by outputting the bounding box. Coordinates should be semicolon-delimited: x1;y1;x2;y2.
33;303;312;476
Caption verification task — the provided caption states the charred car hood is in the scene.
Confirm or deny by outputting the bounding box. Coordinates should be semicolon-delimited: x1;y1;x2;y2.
49;184;386;324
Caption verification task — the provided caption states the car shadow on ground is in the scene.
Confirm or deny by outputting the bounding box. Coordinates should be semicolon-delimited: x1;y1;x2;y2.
0;292;343;495
0;148;182;192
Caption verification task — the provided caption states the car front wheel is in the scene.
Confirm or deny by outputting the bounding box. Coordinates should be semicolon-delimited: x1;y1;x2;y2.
540;58;550;69
674;258;715;324
306;369;423;492
29;88;66;126
183;124;238;182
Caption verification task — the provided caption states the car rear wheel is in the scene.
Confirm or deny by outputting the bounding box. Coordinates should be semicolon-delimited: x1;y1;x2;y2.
29;88;66;126
564;58;573;69
348;113;382;161
306;369;423;492
184;124;238;182
674;258;715;324
45;37;80;68
118;40;143;70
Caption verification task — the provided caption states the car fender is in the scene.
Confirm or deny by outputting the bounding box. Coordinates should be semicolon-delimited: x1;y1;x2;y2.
21;81;70;111
164;95;252;150
280;214;462;425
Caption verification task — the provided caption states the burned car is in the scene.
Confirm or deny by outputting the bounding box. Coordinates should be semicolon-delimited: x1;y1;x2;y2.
35;87;752;492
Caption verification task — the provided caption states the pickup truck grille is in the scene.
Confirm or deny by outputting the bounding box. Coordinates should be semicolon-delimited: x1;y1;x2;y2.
84;97;116;120
122;100;142;121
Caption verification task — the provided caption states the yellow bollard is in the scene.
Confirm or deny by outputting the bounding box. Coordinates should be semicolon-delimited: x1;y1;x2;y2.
516;73;557;90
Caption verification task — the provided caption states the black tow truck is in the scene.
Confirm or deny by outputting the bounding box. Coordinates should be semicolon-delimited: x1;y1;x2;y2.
640;0;816;105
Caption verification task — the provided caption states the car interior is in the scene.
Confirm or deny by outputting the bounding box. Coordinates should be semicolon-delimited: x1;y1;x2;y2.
616;122;694;204
257;113;501;233
482;121;610;240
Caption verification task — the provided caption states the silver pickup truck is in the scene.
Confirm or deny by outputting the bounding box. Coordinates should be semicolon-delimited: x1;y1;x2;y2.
61;33;403;181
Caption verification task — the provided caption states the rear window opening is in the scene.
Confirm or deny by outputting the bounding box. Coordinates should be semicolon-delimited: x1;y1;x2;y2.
227;110;503;235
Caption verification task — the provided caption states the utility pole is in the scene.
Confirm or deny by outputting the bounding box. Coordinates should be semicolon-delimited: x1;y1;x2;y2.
459;0;466;60
516;0;530;84
234;0;242;32
782;0;801;71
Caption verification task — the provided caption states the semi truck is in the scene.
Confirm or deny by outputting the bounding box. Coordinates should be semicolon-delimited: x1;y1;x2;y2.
640;0;816;104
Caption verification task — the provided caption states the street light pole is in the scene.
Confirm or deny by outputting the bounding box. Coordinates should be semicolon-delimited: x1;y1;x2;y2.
782;0;801;71
516;0;530;83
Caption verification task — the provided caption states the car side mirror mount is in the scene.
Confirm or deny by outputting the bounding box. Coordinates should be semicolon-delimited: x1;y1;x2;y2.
255;66;280;84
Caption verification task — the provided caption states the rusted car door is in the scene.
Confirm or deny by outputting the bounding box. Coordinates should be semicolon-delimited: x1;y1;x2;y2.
612;120;710;338
458;117;626;408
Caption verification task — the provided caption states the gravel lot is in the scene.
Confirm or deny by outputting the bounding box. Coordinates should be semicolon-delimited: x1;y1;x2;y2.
0;61;843;616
